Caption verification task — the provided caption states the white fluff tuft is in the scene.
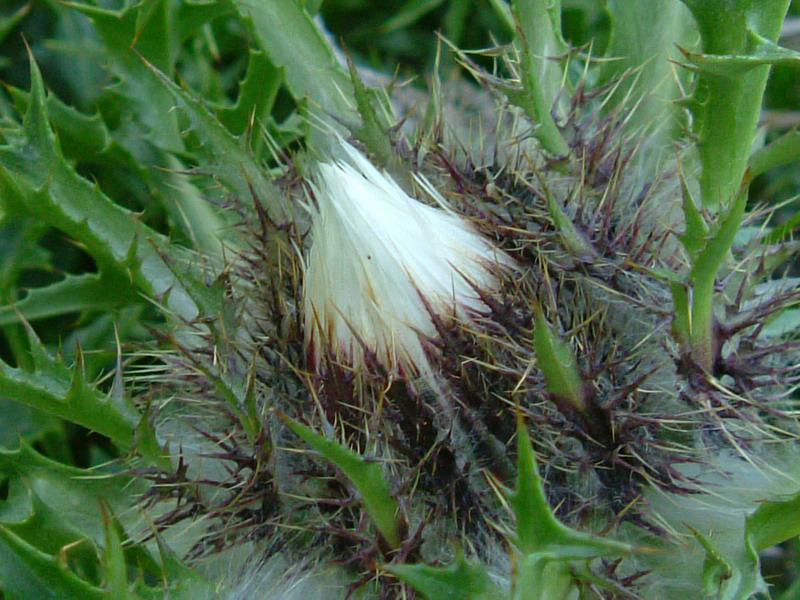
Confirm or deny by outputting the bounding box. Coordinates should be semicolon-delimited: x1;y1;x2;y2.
303;140;509;378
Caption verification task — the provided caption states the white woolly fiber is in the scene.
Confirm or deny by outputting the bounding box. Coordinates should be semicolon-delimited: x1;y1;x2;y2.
304;140;508;377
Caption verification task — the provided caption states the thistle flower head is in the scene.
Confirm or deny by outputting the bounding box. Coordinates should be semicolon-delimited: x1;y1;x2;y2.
303;140;509;378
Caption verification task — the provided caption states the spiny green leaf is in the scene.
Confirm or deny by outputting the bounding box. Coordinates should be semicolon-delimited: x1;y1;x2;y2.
688;189;748;369
678;0;788;54
158;254;226;322
63;0;229;152
746;489;800;551
7;85;111;159
0;473;202;600
100;503;129;600
226;0;355;147
280;413;403;549
0;216;51;370
0;398;61;449
395;421;633;600
9;62;236;257
132;409;171;472
0;442;135;557
175;0;233;44
8;80;223;257
6;83;159;202
61;1;246;257
20;318;63;377
510;418;633;559
63;0;180;149
692;186;749;276
139;52;289;223
687;524;767;600
503;39;569;155
678;162;709;264
531;304;586;413
0;54;197;321
0;273;135;327
60;307;146;382
543;187;596;262
214;48;282;137
0;321;135;448
0;478;97;568
0;216;50;289
388;553;499;600
0;524;105;600
679;29;800;76
512;0;568;103
346;52;394;166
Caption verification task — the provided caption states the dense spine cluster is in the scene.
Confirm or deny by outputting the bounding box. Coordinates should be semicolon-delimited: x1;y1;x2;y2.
132;74;800;599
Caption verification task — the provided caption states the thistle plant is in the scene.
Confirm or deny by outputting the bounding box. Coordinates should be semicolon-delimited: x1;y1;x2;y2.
1;1;800;599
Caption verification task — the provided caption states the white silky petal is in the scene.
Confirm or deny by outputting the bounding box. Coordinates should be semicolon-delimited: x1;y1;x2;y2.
304;140;510;377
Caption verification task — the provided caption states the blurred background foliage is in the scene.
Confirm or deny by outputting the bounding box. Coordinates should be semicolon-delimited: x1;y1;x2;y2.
1;0;800;597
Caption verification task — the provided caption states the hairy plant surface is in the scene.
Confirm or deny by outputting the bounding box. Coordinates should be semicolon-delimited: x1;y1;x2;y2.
0;1;800;599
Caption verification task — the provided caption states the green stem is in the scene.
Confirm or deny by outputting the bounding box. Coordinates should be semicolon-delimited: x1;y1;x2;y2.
670;282;691;349
515;35;570;156
676;0;789;368
689;190;747;371
689;270;716;371
695;73;769;207
679;0;790;208
512;0;571;156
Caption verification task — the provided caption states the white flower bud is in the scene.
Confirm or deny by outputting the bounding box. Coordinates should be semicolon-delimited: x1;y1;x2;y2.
303;140;510;379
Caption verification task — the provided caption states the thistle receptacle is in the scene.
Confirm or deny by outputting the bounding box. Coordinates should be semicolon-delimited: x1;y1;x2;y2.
10;2;796;598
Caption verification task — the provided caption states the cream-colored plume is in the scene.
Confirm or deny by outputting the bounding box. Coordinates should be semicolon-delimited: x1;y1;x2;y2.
303;139;509;378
